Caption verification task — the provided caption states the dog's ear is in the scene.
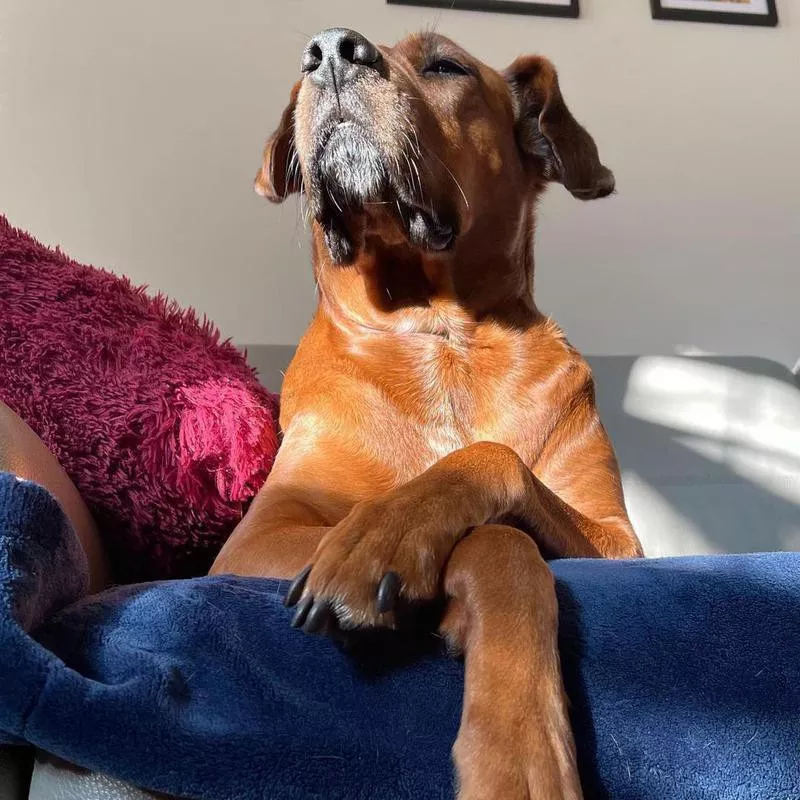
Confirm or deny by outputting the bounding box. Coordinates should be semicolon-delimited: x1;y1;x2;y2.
254;81;302;202
504;56;614;200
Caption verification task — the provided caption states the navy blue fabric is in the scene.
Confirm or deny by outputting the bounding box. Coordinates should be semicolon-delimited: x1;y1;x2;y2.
1;472;799;799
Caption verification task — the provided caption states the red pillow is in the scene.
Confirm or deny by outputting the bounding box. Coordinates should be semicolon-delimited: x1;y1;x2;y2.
0;215;280;581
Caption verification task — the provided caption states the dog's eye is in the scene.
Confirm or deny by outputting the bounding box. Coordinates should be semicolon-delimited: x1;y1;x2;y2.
424;59;470;77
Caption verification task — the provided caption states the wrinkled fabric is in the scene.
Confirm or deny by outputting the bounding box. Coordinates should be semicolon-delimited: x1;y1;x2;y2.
1;473;798;799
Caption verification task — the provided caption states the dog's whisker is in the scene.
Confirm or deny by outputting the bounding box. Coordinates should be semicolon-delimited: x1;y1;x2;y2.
400;123;422;160
424;147;470;212
411;157;425;209
288;149;300;183
398;128;426;208
283;146;298;195
410;126;422;159
401;150;415;202
411;148;437;212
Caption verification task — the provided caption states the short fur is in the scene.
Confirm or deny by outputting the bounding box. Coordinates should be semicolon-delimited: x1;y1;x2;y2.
214;30;643;800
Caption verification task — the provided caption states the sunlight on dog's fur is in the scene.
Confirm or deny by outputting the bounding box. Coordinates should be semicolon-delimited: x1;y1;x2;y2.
215;29;643;800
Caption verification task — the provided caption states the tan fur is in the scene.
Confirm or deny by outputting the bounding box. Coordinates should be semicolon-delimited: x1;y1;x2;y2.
212;31;643;799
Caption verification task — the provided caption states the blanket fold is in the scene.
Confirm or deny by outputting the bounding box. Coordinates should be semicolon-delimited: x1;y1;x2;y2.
1;472;798;799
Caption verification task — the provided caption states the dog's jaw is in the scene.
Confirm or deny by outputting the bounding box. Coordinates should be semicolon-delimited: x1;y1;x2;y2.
301;112;457;265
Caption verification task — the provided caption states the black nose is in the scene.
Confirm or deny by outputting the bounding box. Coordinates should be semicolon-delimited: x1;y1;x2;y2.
301;28;381;87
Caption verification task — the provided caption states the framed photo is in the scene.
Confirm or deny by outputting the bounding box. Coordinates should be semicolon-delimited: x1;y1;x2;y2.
387;0;579;19
651;0;778;27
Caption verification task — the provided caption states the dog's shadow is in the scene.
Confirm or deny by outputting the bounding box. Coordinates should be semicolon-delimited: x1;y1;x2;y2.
332;598;450;678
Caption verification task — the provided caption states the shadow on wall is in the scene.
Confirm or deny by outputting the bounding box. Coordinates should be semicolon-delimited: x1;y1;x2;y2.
245;346;800;557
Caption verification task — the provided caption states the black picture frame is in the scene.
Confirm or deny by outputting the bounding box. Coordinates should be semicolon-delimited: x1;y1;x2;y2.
650;0;778;27
387;0;579;19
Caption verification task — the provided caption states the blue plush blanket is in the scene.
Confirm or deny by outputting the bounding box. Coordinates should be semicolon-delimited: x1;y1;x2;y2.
1;472;798;800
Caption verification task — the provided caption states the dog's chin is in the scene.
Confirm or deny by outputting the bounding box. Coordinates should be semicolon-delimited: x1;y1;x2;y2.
308;125;456;265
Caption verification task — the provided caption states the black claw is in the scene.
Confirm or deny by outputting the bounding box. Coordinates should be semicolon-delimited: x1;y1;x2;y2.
303;600;331;634
285;564;312;607
377;571;401;613
291;594;314;628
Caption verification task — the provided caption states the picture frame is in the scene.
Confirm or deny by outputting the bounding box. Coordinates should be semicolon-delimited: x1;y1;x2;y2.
387;0;579;19
650;0;778;27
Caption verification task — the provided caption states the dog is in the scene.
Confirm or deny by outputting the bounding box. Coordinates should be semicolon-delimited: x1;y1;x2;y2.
211;28;643;800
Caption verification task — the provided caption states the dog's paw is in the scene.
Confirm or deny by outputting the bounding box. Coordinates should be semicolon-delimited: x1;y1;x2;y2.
283;495;453;634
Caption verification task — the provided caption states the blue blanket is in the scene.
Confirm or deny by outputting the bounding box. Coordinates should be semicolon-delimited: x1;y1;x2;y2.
1;472;798;799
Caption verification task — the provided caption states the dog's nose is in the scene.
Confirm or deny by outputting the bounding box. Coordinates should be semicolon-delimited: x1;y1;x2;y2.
301;28;381;87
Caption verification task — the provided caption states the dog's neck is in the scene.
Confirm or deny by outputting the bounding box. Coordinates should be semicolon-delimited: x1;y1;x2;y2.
311;199;539;344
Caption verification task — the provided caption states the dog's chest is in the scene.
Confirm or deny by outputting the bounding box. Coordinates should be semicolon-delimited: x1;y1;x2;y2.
397;338;528;468
415;343;472;453
422;414;468;462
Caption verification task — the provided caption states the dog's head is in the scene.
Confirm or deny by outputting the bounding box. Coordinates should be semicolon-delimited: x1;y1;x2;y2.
256;29;614;265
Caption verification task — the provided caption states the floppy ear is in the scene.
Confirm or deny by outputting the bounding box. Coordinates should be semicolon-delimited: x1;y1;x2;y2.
504;56;615;200
254;81;302;202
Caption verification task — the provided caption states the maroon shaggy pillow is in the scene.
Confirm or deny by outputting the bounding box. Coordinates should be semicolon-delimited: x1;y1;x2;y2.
0;215;280;581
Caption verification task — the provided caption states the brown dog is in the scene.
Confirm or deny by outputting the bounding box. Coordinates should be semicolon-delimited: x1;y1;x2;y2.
212;28;643;800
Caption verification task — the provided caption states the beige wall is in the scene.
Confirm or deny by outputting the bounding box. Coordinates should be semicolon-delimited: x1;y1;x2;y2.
1;1;798;368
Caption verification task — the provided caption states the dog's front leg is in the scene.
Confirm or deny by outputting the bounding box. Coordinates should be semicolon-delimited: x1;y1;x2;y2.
210;485;334;579
283;440;536;631
284;439;638;632
441;525;582;800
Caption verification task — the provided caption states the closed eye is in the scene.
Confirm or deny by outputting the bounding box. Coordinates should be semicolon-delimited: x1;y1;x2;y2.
423;58;471;77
